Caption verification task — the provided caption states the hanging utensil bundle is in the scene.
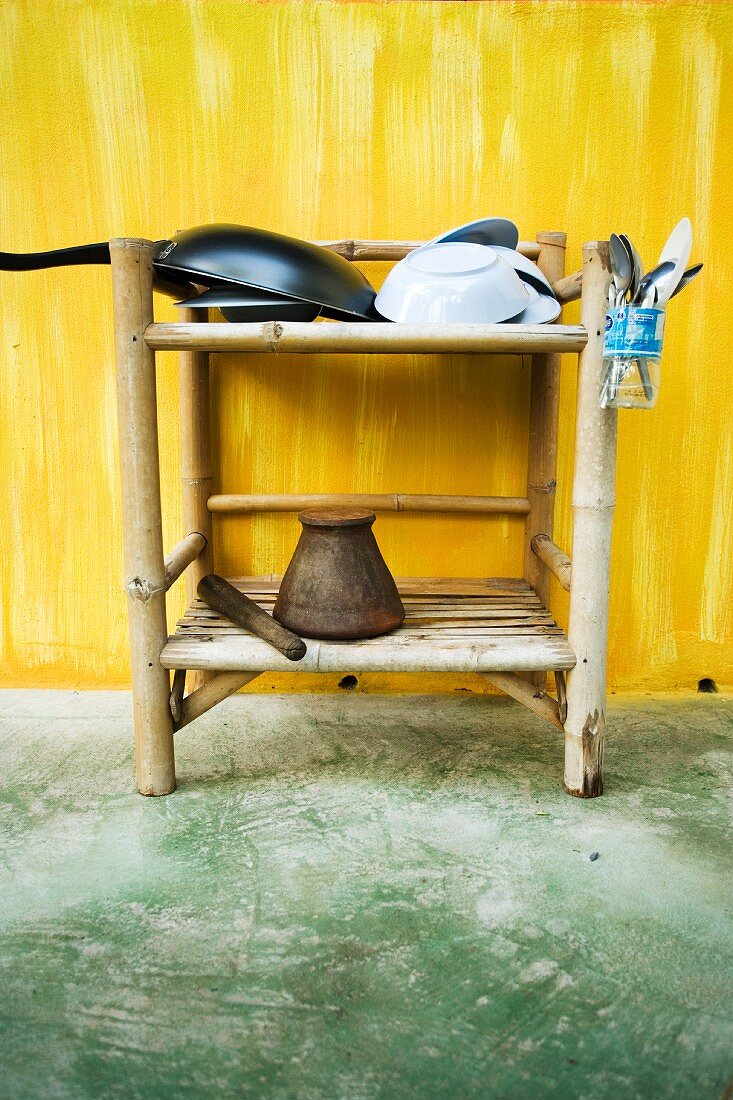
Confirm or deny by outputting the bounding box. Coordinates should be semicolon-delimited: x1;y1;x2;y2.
599;219;702;410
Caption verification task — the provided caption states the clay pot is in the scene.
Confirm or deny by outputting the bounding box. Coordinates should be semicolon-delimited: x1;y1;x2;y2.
273;509;405;640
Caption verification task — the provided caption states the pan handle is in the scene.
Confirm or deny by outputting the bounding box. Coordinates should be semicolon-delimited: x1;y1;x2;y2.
0;242;111;270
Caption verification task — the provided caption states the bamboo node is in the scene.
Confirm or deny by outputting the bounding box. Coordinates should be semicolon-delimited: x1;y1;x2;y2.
583;708;602;739
127;576;166;602
264;321;284;353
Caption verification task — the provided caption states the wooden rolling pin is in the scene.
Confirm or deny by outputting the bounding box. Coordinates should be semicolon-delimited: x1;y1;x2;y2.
197;574;307;662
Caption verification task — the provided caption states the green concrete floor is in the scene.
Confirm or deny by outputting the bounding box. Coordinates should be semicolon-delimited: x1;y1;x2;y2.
0;689;731;1099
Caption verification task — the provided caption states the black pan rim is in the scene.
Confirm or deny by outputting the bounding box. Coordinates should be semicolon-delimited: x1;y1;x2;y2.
156;262;377;321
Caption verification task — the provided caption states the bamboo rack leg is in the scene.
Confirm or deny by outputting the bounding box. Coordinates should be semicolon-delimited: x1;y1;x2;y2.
180;306;215;691
110;239;176;796
564;241;615;797
523;231;567;687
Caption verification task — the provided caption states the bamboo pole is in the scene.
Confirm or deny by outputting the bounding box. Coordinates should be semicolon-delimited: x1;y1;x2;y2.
180;305;215;690
175;672;261;731
164;532;207;590
523;232;567;688
564;241;615;798
207;492;531;515
145;322;587;356
531;533;572;592
110;239;176;796
317;239;541;261
553;269;583;304
479;672;563;730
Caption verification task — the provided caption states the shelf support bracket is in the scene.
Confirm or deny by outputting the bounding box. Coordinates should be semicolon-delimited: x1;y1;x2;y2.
554;671;568;724
531;533;572;592
169;668;186;724
479;672;563;730
173;672;262;732
164;532;208;591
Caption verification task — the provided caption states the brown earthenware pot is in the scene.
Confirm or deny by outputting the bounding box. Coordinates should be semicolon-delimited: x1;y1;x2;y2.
273;509;405;640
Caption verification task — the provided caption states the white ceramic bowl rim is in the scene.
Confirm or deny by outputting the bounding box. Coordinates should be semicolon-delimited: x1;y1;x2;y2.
427;216;519;250
374;243;530;324
490;245;556;296
505;282;562;324
406;242;498;277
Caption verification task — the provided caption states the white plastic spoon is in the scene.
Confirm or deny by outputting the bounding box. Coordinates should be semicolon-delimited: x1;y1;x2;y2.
656;217;692;307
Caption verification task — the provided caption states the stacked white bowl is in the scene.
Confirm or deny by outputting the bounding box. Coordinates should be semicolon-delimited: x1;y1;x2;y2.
375;218;561;325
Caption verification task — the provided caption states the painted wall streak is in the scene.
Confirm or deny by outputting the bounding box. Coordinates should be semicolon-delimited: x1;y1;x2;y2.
0;1;731;692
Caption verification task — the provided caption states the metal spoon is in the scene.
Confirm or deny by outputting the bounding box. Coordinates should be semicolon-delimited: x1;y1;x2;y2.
632;261;676;307
620;236;653;402
669;262;703;300
610;234;633;306
603;235;635;402
634;262;702;402
619;234;643;303
631;260;676;402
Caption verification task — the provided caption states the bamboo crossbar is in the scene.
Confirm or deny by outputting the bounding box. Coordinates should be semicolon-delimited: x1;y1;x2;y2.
552;269;583;304
145;322;588;355
317;239;541;261
531;533;572;591
163;532;207;590
207;493;531;516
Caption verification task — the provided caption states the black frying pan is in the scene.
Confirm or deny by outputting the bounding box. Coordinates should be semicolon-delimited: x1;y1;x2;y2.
0;223;379;322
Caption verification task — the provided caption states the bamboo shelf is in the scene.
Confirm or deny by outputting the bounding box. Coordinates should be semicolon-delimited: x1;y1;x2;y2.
163;576;575;675
109;231;616;800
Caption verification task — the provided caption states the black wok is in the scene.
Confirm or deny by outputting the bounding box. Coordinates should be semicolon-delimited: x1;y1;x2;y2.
0;223;378;322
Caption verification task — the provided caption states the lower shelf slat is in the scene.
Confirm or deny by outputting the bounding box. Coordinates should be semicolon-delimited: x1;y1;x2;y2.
161;577;576;674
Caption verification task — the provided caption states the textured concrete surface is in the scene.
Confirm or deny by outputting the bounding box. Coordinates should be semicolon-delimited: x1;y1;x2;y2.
0;689;731;1099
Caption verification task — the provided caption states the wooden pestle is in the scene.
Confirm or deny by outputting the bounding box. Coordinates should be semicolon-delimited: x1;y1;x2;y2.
197;574;307;662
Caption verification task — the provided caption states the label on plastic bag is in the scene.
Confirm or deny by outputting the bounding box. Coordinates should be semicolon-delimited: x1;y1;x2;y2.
603;307;665;360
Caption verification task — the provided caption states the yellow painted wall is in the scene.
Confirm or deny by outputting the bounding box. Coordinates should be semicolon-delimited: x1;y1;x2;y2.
0;0;731;693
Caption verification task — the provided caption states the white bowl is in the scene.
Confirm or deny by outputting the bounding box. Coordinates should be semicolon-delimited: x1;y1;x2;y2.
428;217;519;250
504;282;561;324
375;243;529;324
490;245;557;297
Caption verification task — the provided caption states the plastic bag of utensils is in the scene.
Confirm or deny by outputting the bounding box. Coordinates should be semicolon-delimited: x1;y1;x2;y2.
599;305;666;409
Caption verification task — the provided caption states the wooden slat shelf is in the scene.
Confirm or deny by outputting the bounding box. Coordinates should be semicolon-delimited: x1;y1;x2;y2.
161;576;576;674
144;321;588;355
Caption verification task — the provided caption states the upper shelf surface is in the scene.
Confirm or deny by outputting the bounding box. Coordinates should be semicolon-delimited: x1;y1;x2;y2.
144;321;587;355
